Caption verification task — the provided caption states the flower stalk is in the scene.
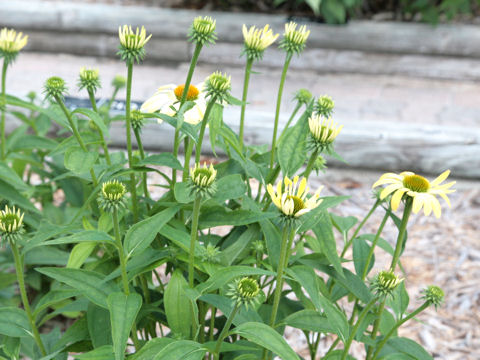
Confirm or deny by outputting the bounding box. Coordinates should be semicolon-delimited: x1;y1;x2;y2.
269;52;292;169
188;194;202;287
390;197;413;271
213;302;240;360
87;89;112;165
239;57;253;149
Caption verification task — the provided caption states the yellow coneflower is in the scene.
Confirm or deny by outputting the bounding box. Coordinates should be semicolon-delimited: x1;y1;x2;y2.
372;170;456;218
242;24;279;60
140;83;206;125
118;25;151;51
280;22;310;55
308;115;343;147
267;176;323;218
0;28;28;61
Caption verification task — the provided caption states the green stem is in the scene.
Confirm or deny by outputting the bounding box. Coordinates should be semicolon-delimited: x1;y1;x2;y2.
390;197;413;272
340;297;378;360
188;195;202;287
195;97;217;164
278;102;302;143
133;127;151;204
261;227;294;360
303;149;318;180
213;302;240;359
172;42;203;187
269;52;293;169
341;200;380;257
365;299;386;359
113;208;141;351
182;138;194;182
125;62;139;222
239;58;253;150
55;95;98;186
362;210;390;280
11;242;47;356
1;60;7;160
112;208;129;295
88;90;111;165
370;303;429;360
209;306;217;342
106;87;120;113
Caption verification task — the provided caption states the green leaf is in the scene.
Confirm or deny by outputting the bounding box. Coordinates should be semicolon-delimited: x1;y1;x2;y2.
0;307;31;338
277;122;307;177
9;134;58;151
199;208;276;229
353;237;372;277
305;0;322;14
311;211;344;276
67;242;97;269
73;108;109;138
87;303;113;348
73;345;115;359
54;317;89;350
36;267;118;308
230;322;300;360
136;153;183;170
64;146;99;174
0;178;38;213
130;338;174;360
124;206;180;258
33;230;113;248
380;337;433;360
107;292;142;360
220;226;257;266
260;219;281;269
281;309;337;334
288;266;350;341
174;182;195;204
331;213;358;235
212;174;247;203
164;270;193;338
153;340;207;360
387;282;410;319
0;162;31;192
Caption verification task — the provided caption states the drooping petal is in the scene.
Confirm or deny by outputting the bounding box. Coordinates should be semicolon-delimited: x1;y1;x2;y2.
430;170;450;187
380;183;403;200
390;188;407;211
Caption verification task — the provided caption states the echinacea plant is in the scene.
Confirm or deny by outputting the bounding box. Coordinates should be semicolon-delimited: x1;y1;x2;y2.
0;18;454;360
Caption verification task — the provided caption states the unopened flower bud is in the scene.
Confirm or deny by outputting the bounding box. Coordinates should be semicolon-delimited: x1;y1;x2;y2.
0;206;25;245
44;76;67;100
188;16;217;45
78;67;101;93
98;180;127;212
227;277;262;309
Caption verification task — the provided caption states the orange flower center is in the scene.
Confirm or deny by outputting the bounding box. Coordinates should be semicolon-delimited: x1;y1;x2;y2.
174;84;199;101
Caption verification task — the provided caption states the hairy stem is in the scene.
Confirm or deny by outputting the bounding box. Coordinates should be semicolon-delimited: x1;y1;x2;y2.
125;62;139;222
239;58;253;150
88;89;112;165
188;195;202;287
269;52;293;169
213;302;240;360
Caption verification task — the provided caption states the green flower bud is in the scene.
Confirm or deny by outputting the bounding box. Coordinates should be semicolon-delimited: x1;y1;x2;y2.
205;71;231;103
189;163;217;198
98;180;127;213
294;88;312;105
370;270;403;299
201;243;221;264
117;25;152;64
421;285;444;310
0;206;25;245
315;95;334;117
78;67;101;93
251;240;265;255
227;277;262;309
112;75;126;89
43;76;68;100
188;16;217;45
279;22;310;55
131;110;146;131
